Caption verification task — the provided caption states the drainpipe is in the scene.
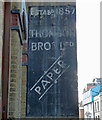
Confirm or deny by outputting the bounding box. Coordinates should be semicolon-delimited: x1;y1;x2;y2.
2;2;11;120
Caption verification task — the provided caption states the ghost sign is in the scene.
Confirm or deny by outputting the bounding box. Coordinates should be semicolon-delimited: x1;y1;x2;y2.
27;4;78;117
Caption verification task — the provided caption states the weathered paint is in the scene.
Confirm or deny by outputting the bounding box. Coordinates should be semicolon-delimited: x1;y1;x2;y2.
27;3;78;117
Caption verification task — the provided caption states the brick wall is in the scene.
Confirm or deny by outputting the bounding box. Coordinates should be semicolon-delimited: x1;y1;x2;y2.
8;30;22;118
0;2;4;120
21;65;27;117
8;2;28;119
7;2;77;119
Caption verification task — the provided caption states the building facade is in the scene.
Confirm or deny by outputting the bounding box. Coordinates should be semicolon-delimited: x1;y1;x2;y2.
83;83;102;119
0;1;78;119
83;89;94;118
94;91;102;119
0;2;28;119
8;2;28;119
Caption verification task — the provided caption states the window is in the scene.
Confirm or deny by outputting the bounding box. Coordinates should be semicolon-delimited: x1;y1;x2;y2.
98;116;100;120
101;100;102;111
87;104;89;110
97;101;99;112
90;103;92;110
95;102;97;112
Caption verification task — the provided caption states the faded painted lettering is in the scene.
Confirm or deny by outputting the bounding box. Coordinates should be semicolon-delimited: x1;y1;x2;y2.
31;42;74;51
30;7;75;17
30;56;70;100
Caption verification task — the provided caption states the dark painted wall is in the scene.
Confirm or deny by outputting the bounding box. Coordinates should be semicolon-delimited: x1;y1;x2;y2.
27;4;78;117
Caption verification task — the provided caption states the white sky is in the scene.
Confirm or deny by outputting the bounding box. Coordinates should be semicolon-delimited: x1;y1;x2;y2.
76;0;100;102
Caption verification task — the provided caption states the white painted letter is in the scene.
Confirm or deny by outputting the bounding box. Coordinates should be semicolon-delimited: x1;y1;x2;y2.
60;42;65;50
44;42;51;51
69;42;74;47
32;43;37;51
38;42;43;51
35;86;41;95
47;72;53;80
52;67;61;74
41;80;50;89
57;60;66;68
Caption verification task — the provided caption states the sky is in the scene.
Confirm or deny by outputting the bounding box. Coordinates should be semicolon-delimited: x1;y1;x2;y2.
76;0;100;102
